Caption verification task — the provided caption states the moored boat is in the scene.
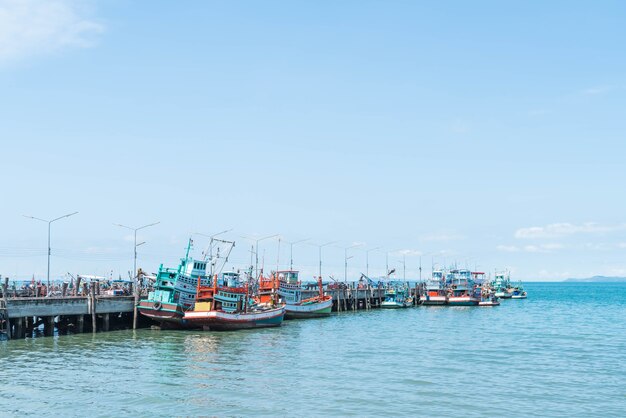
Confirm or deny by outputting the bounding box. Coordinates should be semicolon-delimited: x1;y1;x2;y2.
138;239;211;329
421;270;448;305
381;281;413;308
478;275;500;306
493;271;513;299
446;269;480;306
511;281;527;299
184;271;285;331
277;271;333;319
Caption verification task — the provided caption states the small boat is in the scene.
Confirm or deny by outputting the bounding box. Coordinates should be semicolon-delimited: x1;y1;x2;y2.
511;281;527;299
381;281;413;308
421;270;448;305
493;271;513;299
184;271;285;331
138;239;212;329
478;277;500;306
446;269;480;306
277;271;333;319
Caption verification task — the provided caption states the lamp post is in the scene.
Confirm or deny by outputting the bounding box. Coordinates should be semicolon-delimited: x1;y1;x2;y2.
310;241;337;278
343;243;363;282
242;234;279;279
284;238;310;271
114;222;160;281
365;247;380;278
24;211;78;291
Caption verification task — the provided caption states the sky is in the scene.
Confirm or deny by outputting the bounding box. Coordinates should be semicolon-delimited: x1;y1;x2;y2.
1;0;625;282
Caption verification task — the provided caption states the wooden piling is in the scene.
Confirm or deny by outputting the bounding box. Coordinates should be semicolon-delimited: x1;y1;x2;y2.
44;316;54;337
102;313;110;332
1;280;11;340
133;293;139;330
15;317;23;339
76;315;84;333
90;283;97;333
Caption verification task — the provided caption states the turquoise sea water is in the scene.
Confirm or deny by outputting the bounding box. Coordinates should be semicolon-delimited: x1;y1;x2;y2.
1;282;625;417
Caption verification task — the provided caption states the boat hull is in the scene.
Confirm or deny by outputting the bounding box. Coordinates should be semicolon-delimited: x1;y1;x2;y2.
448;296;480;306
137;300;198;329
511;295;527;299
421;296;447;306
381;301;412;309
478;301;500;307
185;307;285;331
285;298;333;319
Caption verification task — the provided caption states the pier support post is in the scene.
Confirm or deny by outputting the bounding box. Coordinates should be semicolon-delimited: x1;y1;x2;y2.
102;313;110;332
44;316;55;337
90;284;97;333
61;282;68;297
76;315;84;333
15;317;23;339
133;294;139;330
1;281;10;340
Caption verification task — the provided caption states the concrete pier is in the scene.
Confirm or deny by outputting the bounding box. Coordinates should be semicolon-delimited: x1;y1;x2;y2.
2;295;136;340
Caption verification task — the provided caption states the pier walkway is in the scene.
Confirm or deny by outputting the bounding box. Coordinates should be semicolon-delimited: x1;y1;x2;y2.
1;280;422;340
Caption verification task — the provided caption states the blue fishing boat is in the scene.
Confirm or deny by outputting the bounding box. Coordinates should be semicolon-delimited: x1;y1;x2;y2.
381;281;413;308
446;269;480;306
493;271;513;299
137;239;211;329
511;281;527;299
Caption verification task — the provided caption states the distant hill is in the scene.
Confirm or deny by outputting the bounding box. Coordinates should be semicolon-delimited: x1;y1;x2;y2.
564;276;626;283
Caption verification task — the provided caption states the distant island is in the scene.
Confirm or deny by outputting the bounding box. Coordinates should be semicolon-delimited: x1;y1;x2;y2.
563;276;626;283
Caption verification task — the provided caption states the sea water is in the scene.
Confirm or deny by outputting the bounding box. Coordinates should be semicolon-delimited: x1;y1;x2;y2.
1;282;625;417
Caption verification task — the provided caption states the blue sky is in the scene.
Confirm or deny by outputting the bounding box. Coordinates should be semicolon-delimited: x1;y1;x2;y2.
1;0;625;281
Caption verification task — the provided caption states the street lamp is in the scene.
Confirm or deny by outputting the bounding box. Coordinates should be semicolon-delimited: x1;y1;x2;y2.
309;241;337;278
114;221;160;281
242;234;279;279
284;238;310;271
24;211;78;291
343;243;363;282
365;247;380;278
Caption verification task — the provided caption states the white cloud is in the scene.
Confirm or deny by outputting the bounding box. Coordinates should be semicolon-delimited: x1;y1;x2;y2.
582;87;608;95
514;222;626;239
496;245;519;253
497;243;562;253
420;232;465;242
0;0;104;64
394;249;423;257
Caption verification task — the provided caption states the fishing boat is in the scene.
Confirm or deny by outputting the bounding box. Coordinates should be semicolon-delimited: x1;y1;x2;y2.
493;271;513;299
381;281;413;308
511;281;527;299
137;239;211;329
277;271;333;319
478;274;500;306
446;269;481;306
184;271;285;331
421;270;448;305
